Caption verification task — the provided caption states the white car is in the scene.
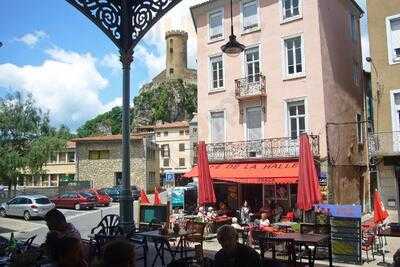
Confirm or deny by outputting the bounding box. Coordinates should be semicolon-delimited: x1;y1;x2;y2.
0;195;55;220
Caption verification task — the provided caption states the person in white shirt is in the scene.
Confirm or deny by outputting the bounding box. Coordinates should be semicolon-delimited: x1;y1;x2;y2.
259;212;270;227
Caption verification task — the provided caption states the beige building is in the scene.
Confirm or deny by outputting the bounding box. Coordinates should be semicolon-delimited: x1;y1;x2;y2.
368;0;400;216
136;121;192;183
23;141;76;187
73;134;160;192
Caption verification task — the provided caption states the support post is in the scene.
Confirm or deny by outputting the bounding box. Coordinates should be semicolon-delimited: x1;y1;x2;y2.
119;49;134;232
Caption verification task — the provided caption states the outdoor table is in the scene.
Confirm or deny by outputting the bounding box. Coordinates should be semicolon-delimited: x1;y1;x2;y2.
273;222;297;233
273;232;332;267
136;229;196;267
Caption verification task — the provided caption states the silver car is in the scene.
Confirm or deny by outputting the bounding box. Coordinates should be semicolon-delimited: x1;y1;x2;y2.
0;195;55;220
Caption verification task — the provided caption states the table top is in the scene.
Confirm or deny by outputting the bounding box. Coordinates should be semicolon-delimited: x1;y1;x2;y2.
378;228;400;237
135;229;196;239
274;232;330;244
273;222;297;227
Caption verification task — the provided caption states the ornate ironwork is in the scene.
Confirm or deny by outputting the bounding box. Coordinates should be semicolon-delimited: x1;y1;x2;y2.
235;74;266;99
368;131;400;158
205;135;320;162
66;0;182;50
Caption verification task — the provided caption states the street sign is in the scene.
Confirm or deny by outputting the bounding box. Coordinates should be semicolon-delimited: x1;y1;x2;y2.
165;172;175;183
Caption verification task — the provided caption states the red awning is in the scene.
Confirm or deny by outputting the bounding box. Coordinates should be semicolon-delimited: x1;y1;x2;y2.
183;161;299;184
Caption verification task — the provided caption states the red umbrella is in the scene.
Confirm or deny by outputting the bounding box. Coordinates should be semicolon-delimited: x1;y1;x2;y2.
140;189;150;204
197;141;216;205
374;190;389;224
154;187;161;205
297;133;322;211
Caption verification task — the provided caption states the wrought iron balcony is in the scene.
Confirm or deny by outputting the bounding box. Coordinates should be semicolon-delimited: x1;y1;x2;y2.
205;136;320;162
235;74;266;100
368;131;400;157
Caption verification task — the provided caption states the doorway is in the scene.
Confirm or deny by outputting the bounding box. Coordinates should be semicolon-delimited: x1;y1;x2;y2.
115;172;122;186
242;184;263;212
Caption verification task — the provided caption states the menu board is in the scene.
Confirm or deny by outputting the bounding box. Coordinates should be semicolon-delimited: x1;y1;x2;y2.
140;204;169;223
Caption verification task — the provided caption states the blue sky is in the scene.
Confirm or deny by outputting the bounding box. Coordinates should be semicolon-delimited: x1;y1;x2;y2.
0;0;367;131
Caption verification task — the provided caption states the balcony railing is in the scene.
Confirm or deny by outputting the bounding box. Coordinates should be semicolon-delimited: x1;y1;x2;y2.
205;136;320;162
368;131;400;157
235;74;266;100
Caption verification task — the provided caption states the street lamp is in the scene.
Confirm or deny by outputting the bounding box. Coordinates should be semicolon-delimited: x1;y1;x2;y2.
366;57;381;101
221;0;245;56
66;0;182;232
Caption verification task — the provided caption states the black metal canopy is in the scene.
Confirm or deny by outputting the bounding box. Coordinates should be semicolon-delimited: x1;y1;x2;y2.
66;0;182;51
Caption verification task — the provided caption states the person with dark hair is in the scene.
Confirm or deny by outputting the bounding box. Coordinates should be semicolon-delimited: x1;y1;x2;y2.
43;231;87;267
102;239;135;267
214;225;261;267
44;209;81;240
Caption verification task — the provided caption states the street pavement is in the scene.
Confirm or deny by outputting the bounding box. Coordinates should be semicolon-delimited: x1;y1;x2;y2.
0;206;398;267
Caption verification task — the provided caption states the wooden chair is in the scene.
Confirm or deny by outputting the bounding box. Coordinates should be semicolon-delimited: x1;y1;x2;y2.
362;233;375;262
182;221;206;257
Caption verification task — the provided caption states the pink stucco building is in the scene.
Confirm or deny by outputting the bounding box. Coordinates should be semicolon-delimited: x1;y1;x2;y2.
189;0;368;212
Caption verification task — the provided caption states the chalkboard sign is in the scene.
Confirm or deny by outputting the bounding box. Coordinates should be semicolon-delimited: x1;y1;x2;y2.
140;204;169;223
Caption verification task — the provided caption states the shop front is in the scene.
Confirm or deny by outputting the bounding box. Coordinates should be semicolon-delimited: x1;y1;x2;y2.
184;161;301;213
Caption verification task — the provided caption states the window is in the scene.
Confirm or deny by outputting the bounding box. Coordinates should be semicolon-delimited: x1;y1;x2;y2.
148;171;156;185
209;9;223;40
210;55;224;90
246;106;262;140
242;0;259;31
50;174;58;187
41;175;49;187
156;132;161;137
89;150;110;160
169;68;174;75
179;143;185;152
287;100;306;139
49;153;57;163
163;131;168;136
349;13;358;42
179;130;184;135
356;113;363;144
163;158;170;167
387;15;400;64
58;153;66;163
282;0;300;21
210;111;225;143
245;46;260;82
161;144;170;157
352;61;360;86
170;39;173;53
284;36;304;77
67;152;75;163
179;158;185;167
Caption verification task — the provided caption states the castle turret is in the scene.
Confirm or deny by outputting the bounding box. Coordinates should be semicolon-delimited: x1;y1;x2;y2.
165;30;188;79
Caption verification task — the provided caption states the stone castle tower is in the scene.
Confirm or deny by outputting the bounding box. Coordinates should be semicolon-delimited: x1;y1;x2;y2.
165;30;188;79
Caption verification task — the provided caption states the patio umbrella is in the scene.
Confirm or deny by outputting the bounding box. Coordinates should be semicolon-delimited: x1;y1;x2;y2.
154;187;161;205
373;190;389;224
197;141;216;205
297;133;322;211
139;189;150;204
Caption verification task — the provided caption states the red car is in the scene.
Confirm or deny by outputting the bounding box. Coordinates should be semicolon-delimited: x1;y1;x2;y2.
52;191;96;210
89;189;111;207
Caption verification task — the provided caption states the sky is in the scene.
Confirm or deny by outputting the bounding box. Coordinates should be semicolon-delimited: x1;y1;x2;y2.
0;0;368;131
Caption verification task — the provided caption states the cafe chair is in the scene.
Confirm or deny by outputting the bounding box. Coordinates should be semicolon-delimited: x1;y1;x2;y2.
90;214;123;256
182;221;206;257
18;235;37;253
362;233;375;262
260;236;296;264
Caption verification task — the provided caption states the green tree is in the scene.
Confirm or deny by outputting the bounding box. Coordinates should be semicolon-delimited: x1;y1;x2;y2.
0;92;67;193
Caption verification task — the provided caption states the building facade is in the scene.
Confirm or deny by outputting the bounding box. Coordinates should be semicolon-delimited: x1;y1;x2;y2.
190;0;368;211
368;0;400;218
23;141;76;187
73;135;160;192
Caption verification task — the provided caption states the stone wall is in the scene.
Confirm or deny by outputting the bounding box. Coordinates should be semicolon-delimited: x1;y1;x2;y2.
76;139;156;192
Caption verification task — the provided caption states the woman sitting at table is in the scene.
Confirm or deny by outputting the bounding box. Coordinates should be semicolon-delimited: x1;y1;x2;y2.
217;202;230;216
259;212;270;227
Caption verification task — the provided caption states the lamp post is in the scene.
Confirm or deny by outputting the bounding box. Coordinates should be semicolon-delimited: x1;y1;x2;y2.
66;0;182;231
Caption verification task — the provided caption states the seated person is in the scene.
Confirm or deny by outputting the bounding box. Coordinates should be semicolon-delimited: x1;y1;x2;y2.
44;209;81;240
214;225;261;267
217;202;230;216
102;240;136;267
231;217;243;230
259;212;270;227
273;203;284;223
240;201;251;225
44;231;87;267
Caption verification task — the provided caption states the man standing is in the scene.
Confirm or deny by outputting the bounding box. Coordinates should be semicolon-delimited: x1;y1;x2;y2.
214;225;262;267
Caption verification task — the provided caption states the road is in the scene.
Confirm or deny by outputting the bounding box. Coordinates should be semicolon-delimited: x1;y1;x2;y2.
0;203;119;244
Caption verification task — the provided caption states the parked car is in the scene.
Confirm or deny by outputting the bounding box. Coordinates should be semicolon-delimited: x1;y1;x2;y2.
102;185;140;202
51;192;96;210
88;189;111;206
0;195;55;221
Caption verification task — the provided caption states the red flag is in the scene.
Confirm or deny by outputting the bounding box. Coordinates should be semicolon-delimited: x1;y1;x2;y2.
140;189;150;204
154;187;161;205
374;190;389;224
197;141;216;205
297;133;322;211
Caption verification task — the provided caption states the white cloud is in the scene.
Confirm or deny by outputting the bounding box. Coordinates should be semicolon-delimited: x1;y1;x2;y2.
100;53;121;74
355;0;370;71
102;97;122;112
0;47;120;130
16;30;48;47
135;45;166;78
